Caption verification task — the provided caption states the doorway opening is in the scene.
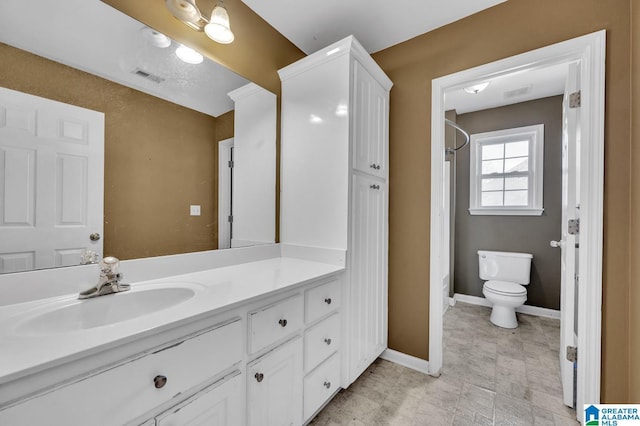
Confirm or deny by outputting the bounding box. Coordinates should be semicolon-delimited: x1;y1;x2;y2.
429;31;605;419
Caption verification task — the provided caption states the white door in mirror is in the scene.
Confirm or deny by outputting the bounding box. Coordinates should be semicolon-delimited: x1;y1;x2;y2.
0;87;104;274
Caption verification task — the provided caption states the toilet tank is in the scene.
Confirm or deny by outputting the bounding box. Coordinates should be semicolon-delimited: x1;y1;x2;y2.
478;250;533;285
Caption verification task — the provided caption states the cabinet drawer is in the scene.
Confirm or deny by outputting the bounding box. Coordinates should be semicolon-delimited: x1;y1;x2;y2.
0;319;243;425
303;353;341;421
305;279;340;323
249;295;303;353
304;313;340;372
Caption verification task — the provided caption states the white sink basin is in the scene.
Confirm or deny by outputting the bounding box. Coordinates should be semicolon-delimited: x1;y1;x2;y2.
14;283;201;335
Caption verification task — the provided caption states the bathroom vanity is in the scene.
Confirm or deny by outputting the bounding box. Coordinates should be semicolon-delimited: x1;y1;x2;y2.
0;248;344;425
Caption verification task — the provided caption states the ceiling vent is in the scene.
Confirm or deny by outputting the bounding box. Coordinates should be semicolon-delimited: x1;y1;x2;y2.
504;85;532;99
132;68;165;84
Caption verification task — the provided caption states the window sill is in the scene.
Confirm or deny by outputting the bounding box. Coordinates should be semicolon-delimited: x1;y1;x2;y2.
468;208;544;216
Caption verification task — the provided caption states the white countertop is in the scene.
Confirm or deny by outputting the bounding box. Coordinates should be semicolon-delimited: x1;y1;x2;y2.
0;256;343;388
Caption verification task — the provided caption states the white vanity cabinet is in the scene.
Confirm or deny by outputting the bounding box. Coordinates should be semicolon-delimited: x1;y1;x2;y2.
0;268;344;426
279;35;392;387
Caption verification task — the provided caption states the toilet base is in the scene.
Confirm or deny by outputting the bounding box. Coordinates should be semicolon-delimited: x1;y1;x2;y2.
489;305;519;329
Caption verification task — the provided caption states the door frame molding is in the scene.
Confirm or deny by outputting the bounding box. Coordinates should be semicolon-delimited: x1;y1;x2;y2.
428;30;605;410
218;138;234;249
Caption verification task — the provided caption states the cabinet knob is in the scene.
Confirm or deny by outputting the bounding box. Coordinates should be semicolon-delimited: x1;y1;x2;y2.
324;381;331;389
278;319;288;327
324;338;332;345
255;372;264;382
324;298;332;305
153;375;167;389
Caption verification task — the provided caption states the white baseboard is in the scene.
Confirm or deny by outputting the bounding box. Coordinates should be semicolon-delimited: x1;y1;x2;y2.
453;293;561;319
448;297;456;306
380;349;430;374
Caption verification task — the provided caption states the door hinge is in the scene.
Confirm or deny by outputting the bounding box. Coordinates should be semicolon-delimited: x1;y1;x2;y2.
228;215;233;223
568;219;579;235
228;160;234;168
566;346;578;363
569;91;581;108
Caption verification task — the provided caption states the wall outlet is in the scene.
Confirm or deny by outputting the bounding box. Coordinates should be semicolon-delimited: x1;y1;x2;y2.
190;205;201;216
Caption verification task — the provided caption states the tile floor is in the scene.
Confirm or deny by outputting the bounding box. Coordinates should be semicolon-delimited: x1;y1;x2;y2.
310;302;577;425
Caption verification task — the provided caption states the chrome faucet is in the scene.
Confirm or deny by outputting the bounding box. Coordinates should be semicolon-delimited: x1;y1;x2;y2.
79;256;130;299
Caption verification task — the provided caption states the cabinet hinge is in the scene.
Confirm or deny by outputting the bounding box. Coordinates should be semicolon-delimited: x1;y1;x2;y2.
568;219;579;235
228;160;234;168
569;91;581;108
566;346;577;363
228;215;233;223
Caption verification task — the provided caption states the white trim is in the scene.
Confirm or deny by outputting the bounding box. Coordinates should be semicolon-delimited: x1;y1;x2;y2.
429;31;605;410
217;138;234;249
448;297;456;306
452;293;561;319
469;208;543;216
379;349;430;375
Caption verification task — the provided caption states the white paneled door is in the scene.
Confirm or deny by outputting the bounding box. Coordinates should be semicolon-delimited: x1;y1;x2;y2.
558;62;581;408
0;87;104;273
350;174;387;380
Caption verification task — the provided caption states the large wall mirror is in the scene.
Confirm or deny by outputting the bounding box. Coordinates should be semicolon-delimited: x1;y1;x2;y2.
0;0;276;274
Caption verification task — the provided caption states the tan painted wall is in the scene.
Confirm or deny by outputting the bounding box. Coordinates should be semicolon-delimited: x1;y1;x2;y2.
372;0;631;402
629;0;640;403
0;43;223;260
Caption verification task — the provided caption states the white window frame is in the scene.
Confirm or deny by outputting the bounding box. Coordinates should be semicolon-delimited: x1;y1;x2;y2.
469;124;544;216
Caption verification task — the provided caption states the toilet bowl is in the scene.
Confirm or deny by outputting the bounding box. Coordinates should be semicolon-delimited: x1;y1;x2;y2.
482;280;527;329
478;250;533;329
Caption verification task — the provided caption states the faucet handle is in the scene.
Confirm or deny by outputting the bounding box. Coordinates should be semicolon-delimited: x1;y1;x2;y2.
100;256;120;275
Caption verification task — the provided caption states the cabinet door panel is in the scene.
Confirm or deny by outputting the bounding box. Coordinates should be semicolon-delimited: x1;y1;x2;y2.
349;175;387;381
156;372;242;426
247;338;303;426
352;61;388;178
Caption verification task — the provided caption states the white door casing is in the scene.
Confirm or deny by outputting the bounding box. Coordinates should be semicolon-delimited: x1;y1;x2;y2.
429;31;605;414
218;138;234;250
0;87;104;273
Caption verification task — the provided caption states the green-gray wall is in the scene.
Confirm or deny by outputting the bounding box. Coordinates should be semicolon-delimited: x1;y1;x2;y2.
453;95;563;310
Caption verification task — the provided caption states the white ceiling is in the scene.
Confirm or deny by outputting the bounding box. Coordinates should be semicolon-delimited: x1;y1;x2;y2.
444;62;569;115
241;0;507;54
0;0;249;117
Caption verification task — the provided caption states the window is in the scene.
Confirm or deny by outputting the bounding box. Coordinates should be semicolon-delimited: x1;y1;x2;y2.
469;124;544;216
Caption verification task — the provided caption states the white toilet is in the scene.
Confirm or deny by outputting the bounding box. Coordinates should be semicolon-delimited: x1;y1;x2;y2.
478;250;533;329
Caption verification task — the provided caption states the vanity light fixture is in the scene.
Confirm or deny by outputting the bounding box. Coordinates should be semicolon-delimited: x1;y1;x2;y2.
463;81;490;94
176;44;204;64
205;2;235;44
165;0;235;44
141;28;172;48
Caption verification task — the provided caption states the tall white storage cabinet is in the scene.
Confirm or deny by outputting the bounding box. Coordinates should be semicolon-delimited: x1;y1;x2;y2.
279;36;392;387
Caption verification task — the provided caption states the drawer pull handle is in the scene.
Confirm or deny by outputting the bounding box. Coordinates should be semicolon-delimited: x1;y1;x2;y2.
370;184;380;190
153;375;167;389
255;373;264;383
324;381;331;389
279;319;288;327
324;298;332;305
324;338;332;345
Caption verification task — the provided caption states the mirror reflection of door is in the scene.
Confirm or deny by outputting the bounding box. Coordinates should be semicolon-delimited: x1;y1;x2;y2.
0;87;104;273
218;138;234;249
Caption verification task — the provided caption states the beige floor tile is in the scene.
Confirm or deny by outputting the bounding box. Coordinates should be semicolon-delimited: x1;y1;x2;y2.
309;303;576;425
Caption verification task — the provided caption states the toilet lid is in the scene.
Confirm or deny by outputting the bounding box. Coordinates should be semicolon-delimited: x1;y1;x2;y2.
484;280;526;296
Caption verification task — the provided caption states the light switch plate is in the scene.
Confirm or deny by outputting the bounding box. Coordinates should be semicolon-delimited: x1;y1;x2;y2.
190;205;201;216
